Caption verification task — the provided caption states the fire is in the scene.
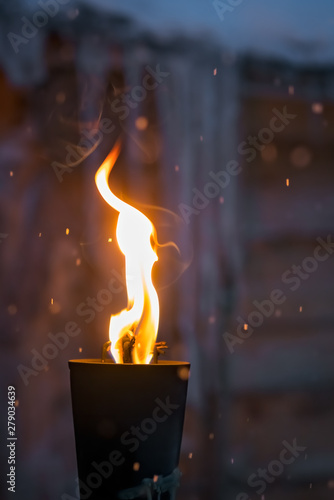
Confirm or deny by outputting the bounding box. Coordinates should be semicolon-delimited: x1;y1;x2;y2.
95;140;159;364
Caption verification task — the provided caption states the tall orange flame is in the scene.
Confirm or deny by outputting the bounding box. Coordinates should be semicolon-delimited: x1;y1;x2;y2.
95;140;159;364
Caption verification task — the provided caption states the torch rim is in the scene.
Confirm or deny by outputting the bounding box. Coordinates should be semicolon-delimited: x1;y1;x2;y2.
68;359;190;366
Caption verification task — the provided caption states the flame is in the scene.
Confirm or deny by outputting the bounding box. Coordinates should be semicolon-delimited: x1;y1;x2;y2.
95;140;159;364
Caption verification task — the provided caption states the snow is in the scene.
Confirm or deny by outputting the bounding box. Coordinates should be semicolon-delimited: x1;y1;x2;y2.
2;0;334;85
79;0;334;65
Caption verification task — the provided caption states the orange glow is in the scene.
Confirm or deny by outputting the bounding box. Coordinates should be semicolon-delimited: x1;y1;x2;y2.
95;140;159;364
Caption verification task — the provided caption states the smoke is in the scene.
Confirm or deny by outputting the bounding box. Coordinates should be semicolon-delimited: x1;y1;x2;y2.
138;203;193;290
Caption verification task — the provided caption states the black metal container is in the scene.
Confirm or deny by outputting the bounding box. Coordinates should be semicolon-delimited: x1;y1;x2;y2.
69;360;190;500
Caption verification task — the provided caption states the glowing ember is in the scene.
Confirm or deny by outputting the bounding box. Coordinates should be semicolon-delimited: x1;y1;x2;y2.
95;140;159;364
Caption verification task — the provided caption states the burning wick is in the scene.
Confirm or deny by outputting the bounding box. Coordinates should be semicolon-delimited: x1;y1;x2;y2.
101;341;115;363
101;338;168;364
101;330;136;364
152;342;169;364
117;330;135;363
95;140;160;365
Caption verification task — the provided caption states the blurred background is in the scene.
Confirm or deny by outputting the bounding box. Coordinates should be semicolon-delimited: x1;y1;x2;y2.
1;1;334;499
